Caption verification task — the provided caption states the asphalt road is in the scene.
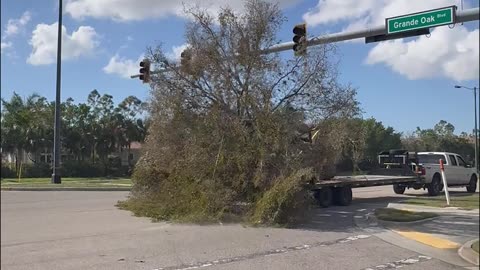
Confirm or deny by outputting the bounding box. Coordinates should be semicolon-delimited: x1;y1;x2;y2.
1;187;474;270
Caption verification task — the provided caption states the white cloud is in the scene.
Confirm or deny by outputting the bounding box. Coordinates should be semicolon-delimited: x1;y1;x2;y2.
1;41;12;53
303;0;463;28
4;11;31;37
27;23;99;65
166;43;189;61
65;0;298;21
365;26;479;81
304;0;478;81
103;54;144;78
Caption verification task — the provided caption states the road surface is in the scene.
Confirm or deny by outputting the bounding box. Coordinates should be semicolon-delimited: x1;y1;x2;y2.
1;186;476;270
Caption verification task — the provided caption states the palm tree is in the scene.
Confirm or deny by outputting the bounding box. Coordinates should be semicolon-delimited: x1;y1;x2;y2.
1;93;50;175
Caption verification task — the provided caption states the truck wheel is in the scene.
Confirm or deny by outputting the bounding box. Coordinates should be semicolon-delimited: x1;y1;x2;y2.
333;187;352;206
393;184;406;194
466;174;477;193
427;174;442;196
314;188;333;208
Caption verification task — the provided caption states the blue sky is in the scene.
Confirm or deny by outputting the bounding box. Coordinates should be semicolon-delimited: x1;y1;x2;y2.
1;0;479;134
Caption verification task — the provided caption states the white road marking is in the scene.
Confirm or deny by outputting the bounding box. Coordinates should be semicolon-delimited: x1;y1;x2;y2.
361;255;432;270
153;234;371;270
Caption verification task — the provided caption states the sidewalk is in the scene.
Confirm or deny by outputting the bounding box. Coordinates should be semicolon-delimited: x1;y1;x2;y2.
383;202;479;267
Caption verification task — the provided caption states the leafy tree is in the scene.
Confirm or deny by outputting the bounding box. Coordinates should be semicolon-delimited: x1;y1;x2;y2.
121;0;360;224
1;90;147;177
1;93;52;175
402;120;476;164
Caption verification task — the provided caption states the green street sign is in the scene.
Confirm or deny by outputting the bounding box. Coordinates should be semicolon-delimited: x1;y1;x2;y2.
386;6;456;34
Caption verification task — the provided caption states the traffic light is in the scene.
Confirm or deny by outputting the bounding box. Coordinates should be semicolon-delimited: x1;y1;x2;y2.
180;48;192;72
293;23;307;56
139;59;150;83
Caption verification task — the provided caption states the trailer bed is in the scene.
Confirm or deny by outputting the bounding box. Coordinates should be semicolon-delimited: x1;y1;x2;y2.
312;175;418;189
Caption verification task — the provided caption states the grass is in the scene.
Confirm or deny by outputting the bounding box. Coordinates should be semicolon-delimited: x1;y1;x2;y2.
404;194;480;210
0;177;131;188
375;208;437;222
472;240;479;253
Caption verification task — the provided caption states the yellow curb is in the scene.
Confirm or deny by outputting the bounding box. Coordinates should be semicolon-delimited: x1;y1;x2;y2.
393;230;461;249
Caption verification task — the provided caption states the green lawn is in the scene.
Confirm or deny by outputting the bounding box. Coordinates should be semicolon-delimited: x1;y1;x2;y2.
1;177;131;188
472;240;479;253
375;208;437;222
404;194;480;210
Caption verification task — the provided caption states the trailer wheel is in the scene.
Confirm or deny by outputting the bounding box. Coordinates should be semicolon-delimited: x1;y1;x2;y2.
314;188;333;208
393;184;406;194
333;187;352;206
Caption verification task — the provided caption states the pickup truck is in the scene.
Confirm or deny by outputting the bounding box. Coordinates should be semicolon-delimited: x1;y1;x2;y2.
385;151;478;196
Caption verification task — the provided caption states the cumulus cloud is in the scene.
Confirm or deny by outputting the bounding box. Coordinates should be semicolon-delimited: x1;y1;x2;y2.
27;23;99;65
103;54;144;78
65;0;298;21
1;41;12;53
166;43;189;61
304;0;478;81
4;11;31;37
103;43;190;79
365;26;479;81
303;0;462;28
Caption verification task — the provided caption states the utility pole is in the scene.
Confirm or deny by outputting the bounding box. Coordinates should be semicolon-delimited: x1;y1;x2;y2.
52;0;62;184
455;85;479;175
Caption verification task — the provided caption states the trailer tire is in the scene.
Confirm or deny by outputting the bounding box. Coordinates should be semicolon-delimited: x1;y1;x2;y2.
314;188;333;208
427;174;442;196
393;184;406;194
333;187;352;206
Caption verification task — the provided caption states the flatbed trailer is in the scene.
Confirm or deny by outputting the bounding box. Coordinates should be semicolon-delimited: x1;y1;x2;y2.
309;175;421;207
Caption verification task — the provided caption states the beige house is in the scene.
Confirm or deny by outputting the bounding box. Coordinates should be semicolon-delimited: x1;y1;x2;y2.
117;141;143;166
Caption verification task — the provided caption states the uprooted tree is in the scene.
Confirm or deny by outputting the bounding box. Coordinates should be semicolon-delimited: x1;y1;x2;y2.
119;0;360;225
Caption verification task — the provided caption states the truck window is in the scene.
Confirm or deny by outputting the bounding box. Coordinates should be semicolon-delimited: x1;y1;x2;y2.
457;156;467;167
448;155;458;166
417;154;446;165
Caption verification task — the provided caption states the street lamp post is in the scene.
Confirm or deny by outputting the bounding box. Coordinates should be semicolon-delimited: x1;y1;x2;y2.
52;0;63;184
455;85;480;175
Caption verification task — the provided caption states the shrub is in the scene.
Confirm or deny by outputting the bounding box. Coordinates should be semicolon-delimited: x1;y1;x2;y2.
1;164;16;178
62;161;103;177
250;168;315;225
0;162;51;178
22;162;51;178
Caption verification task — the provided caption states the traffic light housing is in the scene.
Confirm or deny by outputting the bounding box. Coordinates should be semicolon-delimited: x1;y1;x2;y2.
293;23;307;56
139;59;150;83
180;49;192;72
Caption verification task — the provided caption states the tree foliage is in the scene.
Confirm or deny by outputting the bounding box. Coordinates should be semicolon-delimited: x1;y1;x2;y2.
1;90;147;177
402;120;476;164
122;0;360;224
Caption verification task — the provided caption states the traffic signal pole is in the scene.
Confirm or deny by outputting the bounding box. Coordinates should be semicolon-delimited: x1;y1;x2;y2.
260;8;479;55
52;0;63;184
129;7;479;78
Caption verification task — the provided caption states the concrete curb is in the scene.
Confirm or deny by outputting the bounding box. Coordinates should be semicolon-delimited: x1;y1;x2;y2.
458;239;479;266
1;187;131;191
376;216;439;225
387;203;480;215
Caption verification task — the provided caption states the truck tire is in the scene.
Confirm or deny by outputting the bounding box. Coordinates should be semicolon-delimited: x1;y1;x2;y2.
393;184;406;194
314;188;333;208
333;187;352;206
466;174;477;193
427;174;442;196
